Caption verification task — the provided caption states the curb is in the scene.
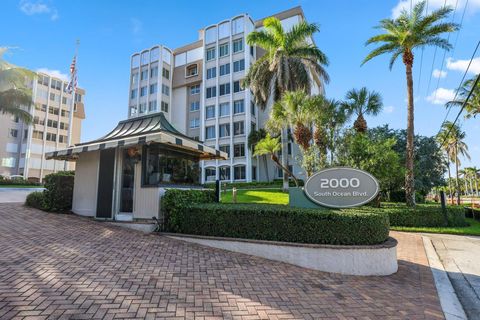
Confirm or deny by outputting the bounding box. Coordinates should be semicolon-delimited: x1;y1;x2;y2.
422;236;467;320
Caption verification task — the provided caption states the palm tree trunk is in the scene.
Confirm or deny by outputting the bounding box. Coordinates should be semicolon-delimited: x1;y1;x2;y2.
263;155;269;181
404;57;416;207
469;177;474;196
476;177;479;197
455;143;461;205
271;154;298;187
281;128;289;191
447;164;454;205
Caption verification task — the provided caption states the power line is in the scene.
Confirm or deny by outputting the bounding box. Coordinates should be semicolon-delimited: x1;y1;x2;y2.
417;0;429;93
426;0;448;95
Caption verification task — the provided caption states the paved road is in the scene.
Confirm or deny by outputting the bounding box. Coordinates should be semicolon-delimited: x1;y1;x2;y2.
0;203;444;319
428;233;480;319
0;188;44;203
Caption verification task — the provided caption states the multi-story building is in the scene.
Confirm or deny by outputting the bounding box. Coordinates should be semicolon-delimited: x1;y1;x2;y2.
0;72;86;181
127;6;319;184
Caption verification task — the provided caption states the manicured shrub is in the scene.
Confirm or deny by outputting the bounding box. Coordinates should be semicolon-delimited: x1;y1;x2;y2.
166;203;390;245
387;190;426;203
162;189;215;230
25;191;46;210
42;171;75;212
375;203;467;227
0;176;41;186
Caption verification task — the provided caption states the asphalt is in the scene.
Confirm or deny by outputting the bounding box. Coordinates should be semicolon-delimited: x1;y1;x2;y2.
0;187;44;203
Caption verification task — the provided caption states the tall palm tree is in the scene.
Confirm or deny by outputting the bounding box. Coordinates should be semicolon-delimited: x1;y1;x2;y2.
438;122;470;205
253;134;299;186
341;87;383;133
0;48;34;124
436;131;455;203
447;75;480;119
245;17;329;190
363;1;458;207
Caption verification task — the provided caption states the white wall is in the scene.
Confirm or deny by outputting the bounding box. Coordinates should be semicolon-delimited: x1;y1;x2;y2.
72;150;99;217
171;87;187;133
133;161;161;219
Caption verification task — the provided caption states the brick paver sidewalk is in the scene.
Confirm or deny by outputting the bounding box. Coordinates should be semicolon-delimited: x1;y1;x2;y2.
0;203;444;319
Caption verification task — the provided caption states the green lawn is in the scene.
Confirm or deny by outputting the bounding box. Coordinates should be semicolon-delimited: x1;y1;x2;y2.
221;189;289;205
391;218;480;236
0;185;42;188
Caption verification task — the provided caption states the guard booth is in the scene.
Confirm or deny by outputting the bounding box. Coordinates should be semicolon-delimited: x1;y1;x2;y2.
46;113;227;222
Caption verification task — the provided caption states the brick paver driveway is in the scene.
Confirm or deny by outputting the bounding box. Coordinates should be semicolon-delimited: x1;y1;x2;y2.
0;203;444;319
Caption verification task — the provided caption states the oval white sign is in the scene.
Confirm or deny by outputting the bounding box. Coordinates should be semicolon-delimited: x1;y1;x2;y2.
304;167;380;208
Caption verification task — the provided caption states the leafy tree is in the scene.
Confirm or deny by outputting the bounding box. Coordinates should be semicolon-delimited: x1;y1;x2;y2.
245;17;329;190
363;1;458;206
341;87;383;133
0;48;34;123
447;75;480;119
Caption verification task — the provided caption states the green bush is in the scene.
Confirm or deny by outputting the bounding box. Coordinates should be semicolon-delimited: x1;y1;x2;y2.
162;189;215;230
387;190;426;203
0;176;41;186
25;191;46;210
42;171;75;212
166;203;390;245
376;203;467;227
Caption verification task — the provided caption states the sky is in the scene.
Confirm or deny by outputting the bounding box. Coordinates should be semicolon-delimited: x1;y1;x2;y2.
2;0;480;169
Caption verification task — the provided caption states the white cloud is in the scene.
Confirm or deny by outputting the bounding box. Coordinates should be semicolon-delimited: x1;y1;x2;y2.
446;57;480;75
19;0;59;21
36;68;68;81
391;0;480;18
426;88;456;104
433;69;447;78
384;105;395;113
130;18;142;35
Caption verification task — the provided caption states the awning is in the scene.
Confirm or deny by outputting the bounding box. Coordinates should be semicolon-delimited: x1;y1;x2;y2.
46;113;227;161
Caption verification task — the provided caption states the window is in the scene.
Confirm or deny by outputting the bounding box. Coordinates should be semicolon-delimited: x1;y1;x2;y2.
206;47;216;61
233;100;244;114
131;89;137;99
49;93;55;101
48;107;59;115
251;101;255;115
130;105;138;115
61;109;70;118
140;69;148;81
186;64;198;77
233;39;243;53
62;97;67;104
140;86;147;97
161;101;169;112
219;63;230;76
233;59;245;72
234;121;244;135
219;102;230;117
205;167;216;182
205;126;215;139
59;135;68;143
149;83;158;94
190;101;200;112
190;117;200;128
32;130;43;140
9;129;18;138
252;166;257;180
47;119;58;128
219;166;230;180
234;165;246;180
232;18;244;35
206;67;216;79
250;46;254;56
288;142;292;155
234;143;245;157
190;85;200;95
143;145;200;186
219;123;230;137
219;145;230;157
219;83;230;96
205;105;215;119
139;103;147;113
149;100;157;112
206;86;216;99
46;132;57;142
219;43;229;57
75;93;82;102
161;84;170;96
162;68;170;79
233;80;243;93
51;79;61;90
34;116;45;126
60;122;69;130
150;66;158;78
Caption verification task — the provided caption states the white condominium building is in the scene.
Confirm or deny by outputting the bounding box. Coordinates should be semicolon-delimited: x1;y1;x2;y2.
128;7;319;183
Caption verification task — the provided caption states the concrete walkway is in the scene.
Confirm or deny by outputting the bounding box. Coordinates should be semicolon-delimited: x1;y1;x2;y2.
0;187;44;203
426;233;480;320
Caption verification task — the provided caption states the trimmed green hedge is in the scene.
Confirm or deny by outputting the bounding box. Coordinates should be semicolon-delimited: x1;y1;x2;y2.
162;189;216;230
0;175;41;186
25;171;74;212
25;191;46;210
369;203;467;227
166;202;390;245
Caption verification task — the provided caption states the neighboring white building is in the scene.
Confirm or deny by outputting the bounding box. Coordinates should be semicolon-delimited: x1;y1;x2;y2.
127;6;321;184
0;72;86;182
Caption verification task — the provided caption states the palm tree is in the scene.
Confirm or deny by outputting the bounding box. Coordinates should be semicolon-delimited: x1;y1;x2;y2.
447;75;480;119
436;131;455;203
315;98;346;164
248;129;269;181
438;122;470;205
253;134;299;186
341;87;383;133
0;48;34;124
245;17;329;190
363;1;458;207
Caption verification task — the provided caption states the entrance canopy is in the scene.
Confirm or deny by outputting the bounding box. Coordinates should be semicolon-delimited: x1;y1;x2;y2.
46;113;227;161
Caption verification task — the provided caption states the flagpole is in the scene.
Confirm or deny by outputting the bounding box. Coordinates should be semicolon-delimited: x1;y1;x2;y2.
64;39;79;171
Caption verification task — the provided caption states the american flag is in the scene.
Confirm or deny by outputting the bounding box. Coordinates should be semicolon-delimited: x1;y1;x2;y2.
65;56;77;94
